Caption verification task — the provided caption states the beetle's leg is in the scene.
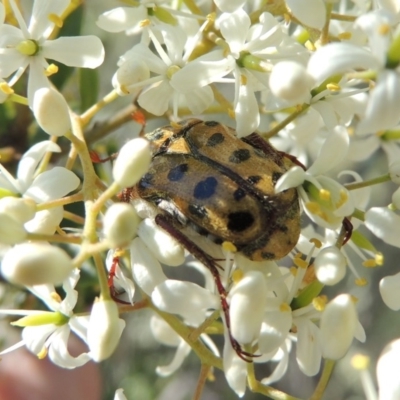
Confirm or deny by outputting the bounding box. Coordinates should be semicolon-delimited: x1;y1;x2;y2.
342;217;353;245
107;253;132;305
242;132;306;170
155;213;254;362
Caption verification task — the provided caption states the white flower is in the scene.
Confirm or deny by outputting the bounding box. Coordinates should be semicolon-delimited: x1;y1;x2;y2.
0;0;104;107
286;0;326;29
87;298;126;362
365;207;400;248
114;388;128;400
0;141;80;234
320;294;365;360
379;272;400;310
113;23;213;117
112;137;151;188
377;339;400;400
314;246;347;285
1;243;73;286
0;270;92;368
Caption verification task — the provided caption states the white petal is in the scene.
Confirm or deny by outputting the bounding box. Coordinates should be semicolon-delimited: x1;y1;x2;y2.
32;87;71;136
138;80;172;116
138;219;185;267
42;36;105;69
0;212;27;244
130;237;167;296
152;280;219;326
114;389;128;400
275;166;306;192
286;0;326;29
150;315;181;347
357;71;400;134
296;319;322;376
223;338;247;397
260;342;290;385
25;167;79;202
365;207;400;248
235;83;260;137
380;273;400;310
214;0;245;12
320;294;357;360
16;141;60;192
24;207;64;234
22;324;56;354
156;340;191;377
184;86;214;115
0;197;36;224
347;135;380;162
377;339;400;400
307;43;380;84
26;57;52;107
308;126;349;175
219;9;250;55
96;6;147;33
112;58;150;96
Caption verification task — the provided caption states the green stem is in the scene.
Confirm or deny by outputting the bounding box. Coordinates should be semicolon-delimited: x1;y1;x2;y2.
310;360;335;400
345;174;391;190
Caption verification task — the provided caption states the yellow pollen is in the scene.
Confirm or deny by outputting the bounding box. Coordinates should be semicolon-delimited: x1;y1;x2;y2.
232;269;244;284
305;40;316;51
326;83;341;91
37;347;48;359
351;354;370;370
0;82;14;95
119;85;130;95
335;190;348;209
294;258;308;269
319;189;331;201
347;126;355;136
207;369;216;382
362;259;377;268
375;252;384;265
50;292;62;303
139;19;151;27
338;32;352;40
170;121;181;128
313;295;327;311
280;302;291;312
356;277;367;286
228;109;235;119
309;238;322;248
293;252;303;259
45;64;58;77
350;295;359;304
306;201;321;214
222;241;237;253
378;23;390;35
48;13;63;28
206;12;216;24
289;266;297;276
240;74;247;85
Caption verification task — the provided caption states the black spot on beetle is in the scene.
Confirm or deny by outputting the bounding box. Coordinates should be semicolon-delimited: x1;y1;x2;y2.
204;120;219;127
229;149;251;164
167;163;188;182
277;224;288;233
188;204;208;219
148;129;165;141
138;173;154;188
261;251;275;260
272;171;282;184
247;175;261;185
227;211;254;232
206;132;225;147
233;188;246;201
194;177;218;199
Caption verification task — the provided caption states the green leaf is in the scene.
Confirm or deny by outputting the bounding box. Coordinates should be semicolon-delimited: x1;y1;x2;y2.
79;68;99;113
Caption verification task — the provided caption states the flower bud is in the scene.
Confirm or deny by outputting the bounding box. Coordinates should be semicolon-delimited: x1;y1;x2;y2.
229;271;267;344
113;138;151;188
269;61;314;104
87;299;126;362
103;203;140;247
0;197;36;223
138;218;185;266
0;213;27;244
314;246;347;285
379;272;400;310
320;294;357;360
377;339;400;400
1;243;73;286
389;161;400;185
33;87;71;136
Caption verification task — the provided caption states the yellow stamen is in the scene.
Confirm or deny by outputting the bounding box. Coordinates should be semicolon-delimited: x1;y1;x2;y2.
50;292;62;303
294;258;308;269
335;189;348;209
45;64;58;77
16;40;37;56
305;40;316;51
240;74;247;85
37;347;48;359
0;82;14;95
351;354;370;370
375;252;384;265
338;32;352;40
355;277;367;286
48;13;63;28
309;238;322;248
326;83;341;91
166;65;180;79
379;23;390;35
232;269;244;284
139;19;151;27
319;189;331;201
222;241;237;253
289;266;297;276
313;295;327;311
362;259;377;268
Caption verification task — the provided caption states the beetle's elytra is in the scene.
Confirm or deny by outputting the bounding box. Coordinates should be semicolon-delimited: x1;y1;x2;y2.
136;119;301;261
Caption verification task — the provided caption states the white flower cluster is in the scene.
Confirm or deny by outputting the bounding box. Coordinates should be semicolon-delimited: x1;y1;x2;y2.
0;0;400;399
